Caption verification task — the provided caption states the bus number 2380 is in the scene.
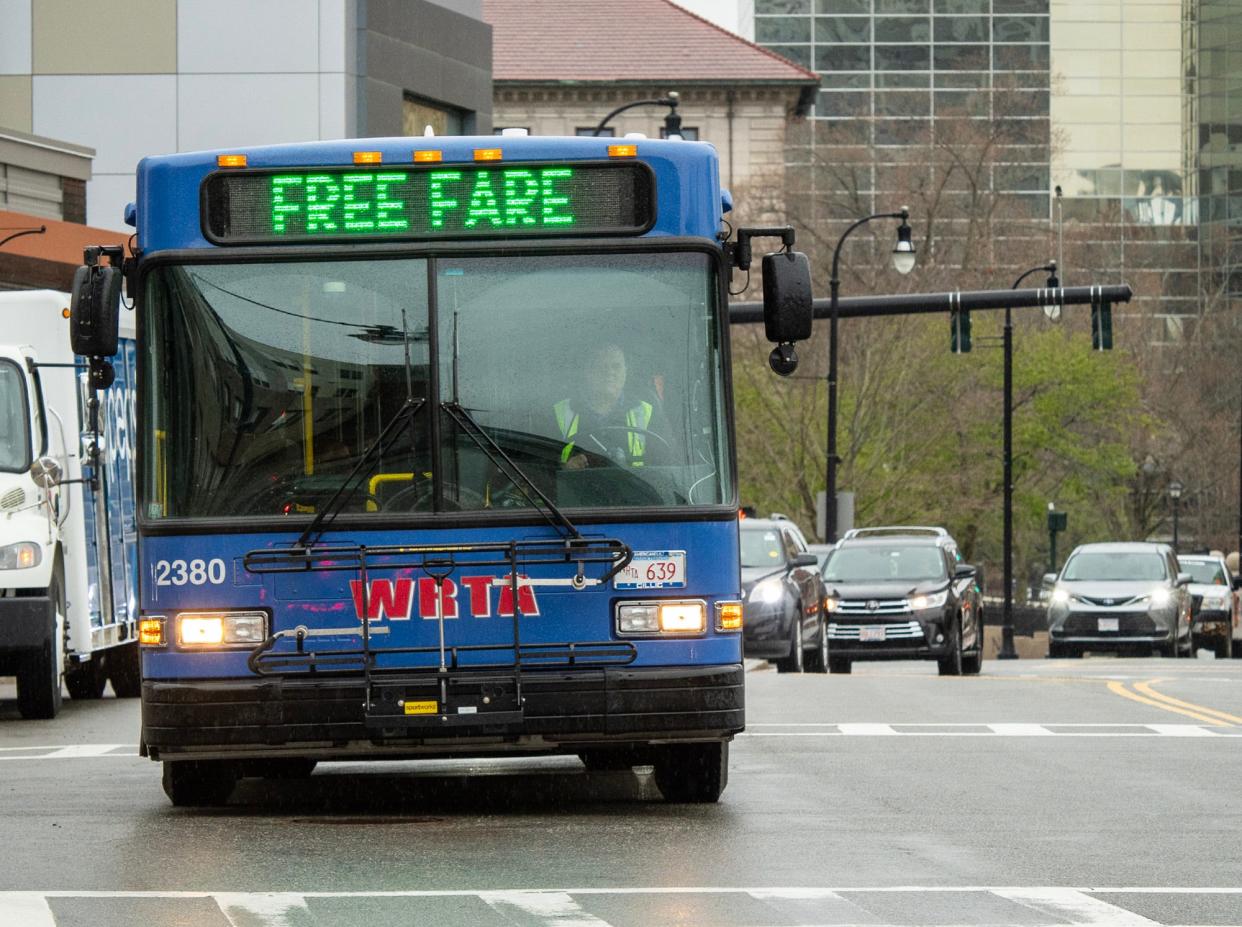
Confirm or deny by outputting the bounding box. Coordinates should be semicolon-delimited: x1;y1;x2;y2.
153;558;227;586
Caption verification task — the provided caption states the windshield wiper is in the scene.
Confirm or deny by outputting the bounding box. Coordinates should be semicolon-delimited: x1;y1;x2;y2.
295;397;425;549
441;400;581;541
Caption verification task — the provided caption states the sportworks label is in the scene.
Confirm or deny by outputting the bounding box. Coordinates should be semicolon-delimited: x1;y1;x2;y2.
349;577;541;621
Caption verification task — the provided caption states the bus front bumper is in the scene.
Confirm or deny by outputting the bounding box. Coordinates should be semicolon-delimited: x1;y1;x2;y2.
141;663;745;762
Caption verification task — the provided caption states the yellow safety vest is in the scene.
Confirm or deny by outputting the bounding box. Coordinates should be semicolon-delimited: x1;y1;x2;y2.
554;399;653;466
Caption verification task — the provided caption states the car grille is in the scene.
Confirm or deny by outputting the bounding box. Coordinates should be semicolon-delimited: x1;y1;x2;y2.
828;621;925;640
1063;613;1156;634
1077;594;1145;607
834;599;911;616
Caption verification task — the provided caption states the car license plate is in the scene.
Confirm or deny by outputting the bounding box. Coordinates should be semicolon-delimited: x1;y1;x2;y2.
1098;617;1120;632
859;626;886;642
614;550;687;589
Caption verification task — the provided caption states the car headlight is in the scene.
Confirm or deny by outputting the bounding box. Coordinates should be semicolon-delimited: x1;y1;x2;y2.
1203;594;1230;610
909;590;949;611
1050;587;1070;605
824;597;840;613
617;600;706;634
748;579;786;605
1149;587;1171;608
176;611;267;647
0;541;41;570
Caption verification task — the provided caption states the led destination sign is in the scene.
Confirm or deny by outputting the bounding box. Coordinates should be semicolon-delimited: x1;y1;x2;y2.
203;162;654;244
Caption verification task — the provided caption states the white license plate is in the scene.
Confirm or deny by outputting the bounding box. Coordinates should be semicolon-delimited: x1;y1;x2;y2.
614;550;686;589
1098;617;1120;632
859;626;886;642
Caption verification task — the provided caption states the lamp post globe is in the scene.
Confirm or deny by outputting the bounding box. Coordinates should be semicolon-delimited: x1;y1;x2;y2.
891;208;916;275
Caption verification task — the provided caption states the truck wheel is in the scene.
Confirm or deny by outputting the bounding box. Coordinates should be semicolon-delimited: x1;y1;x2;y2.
1216;634;1232;659
162;761;239;807
652;742;728;803
828;656;851;674
17;574;64;719
65;658;107;700
107;642;142;698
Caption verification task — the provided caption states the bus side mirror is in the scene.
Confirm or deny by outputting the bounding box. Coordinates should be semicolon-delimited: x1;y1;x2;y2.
69;262;122;390
762;250;813;376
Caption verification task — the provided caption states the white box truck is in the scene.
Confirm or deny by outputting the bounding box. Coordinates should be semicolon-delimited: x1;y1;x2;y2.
0;289;137;718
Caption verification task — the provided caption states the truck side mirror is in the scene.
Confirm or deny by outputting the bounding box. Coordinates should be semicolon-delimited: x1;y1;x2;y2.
29;456;63;490
762;250;813;376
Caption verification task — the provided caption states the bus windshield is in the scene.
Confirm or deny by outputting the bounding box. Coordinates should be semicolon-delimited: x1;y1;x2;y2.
0;359;31;473
140;251;730;520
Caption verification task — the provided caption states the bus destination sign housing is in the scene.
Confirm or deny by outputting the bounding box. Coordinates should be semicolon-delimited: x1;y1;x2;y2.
202;161;655;245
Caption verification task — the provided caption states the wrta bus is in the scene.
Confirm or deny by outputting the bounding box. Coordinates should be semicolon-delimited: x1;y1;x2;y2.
0;289;139;719
68;133;814;806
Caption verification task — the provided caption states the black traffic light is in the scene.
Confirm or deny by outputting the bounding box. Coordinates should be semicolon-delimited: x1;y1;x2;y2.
951;307;972;353
1091;299;1113;350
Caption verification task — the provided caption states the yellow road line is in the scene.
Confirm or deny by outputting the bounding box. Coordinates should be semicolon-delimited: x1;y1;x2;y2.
1105;681;1227;725
1133;678;1242;725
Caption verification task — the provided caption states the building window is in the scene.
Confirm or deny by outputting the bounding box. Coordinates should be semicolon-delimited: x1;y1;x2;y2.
576;127;615;137
660;127;701;140
403;95;467;136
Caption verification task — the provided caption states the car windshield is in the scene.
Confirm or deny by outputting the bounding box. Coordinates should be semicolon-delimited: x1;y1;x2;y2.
1062;551;1168;581
1181;559;1228;584
0;359;31;473
740;527;785;568
823;545;947;583
139;252;730;520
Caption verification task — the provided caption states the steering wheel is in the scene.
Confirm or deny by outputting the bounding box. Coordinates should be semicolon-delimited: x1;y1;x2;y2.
575;425;672;458
383;479;488;512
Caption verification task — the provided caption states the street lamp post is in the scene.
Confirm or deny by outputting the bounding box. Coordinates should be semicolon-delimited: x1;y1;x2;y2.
998;262;1059;660
591;92;681;138
1169;480;1184;551
824;207;915;542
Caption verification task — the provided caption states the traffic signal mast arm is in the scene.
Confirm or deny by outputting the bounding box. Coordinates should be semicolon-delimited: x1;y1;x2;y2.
728;284;1132;323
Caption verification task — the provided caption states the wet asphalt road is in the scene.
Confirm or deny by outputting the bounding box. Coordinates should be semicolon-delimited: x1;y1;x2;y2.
1;655;1241;926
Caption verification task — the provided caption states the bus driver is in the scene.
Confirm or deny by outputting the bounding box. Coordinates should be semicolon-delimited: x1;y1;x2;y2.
553;343;661;470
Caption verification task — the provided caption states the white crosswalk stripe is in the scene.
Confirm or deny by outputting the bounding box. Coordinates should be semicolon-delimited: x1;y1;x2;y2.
2;887;1238;926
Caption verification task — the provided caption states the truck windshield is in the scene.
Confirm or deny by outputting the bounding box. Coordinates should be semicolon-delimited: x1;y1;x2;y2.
1179;559;1227;585
0;359;31;473
140;251;730;520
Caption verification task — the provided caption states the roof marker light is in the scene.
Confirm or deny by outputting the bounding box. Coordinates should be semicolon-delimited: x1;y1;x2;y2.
217;154;247;168
353;151;382;164
608;144;638;158
474;148;503;161
413;150;442;163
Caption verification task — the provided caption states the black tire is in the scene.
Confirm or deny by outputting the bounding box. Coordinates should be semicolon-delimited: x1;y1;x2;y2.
162;761;239;807
805;618;829;674
652;742;728;803
16;572;64;720
937;619;963;676
106;642;142;698
1216;634;1232;659
828;656;851;674
961;635;984;675
774;611;805;674
65;658;107;700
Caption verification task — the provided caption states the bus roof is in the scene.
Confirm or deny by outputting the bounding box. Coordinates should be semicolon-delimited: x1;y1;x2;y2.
133;135;725;253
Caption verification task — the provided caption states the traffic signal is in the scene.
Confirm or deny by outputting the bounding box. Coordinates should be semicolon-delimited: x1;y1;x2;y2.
1091;299;1113;350
950;307;972;353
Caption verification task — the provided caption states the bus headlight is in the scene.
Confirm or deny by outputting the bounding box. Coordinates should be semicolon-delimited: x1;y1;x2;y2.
176;611;267;647
617;600;706;635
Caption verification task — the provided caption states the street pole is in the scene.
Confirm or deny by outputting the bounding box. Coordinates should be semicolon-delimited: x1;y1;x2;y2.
824;208;913;542
999;263;1058;661
1174;495;1181;551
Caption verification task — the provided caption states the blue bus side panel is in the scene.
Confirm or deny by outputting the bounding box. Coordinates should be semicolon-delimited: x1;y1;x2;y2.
80;337;138;628
141;519;742;679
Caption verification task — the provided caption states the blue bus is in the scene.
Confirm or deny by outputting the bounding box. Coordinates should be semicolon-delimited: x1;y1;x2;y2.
70;134;812;805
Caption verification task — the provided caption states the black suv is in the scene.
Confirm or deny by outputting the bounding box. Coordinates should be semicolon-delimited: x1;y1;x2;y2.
739;515;828;673
820;527;983;675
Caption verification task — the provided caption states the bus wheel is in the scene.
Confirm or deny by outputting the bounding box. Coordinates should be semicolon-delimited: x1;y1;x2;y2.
107;642;143;698
17;575;64;719
652;742;728;803
162;761;239;807
65;657;107;700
